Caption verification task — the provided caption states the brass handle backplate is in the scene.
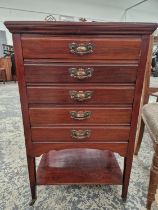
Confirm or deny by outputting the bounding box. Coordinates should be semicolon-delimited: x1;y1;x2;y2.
69;42;95;55
69;90;93;102
70;111;91;120
69;67;94;80
71;129;91;140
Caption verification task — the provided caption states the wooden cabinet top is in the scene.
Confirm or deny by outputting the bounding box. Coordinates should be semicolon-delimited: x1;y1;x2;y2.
4;21;157;35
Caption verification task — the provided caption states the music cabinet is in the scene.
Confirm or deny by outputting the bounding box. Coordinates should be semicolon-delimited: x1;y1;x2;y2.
5;21;157;205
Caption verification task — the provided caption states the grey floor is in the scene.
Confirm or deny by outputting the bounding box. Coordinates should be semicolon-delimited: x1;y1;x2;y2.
0;82;156;210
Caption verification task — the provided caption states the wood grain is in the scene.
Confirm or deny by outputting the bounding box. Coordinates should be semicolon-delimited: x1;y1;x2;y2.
37;149;122;185
27;86;135;105
4;21;157;35
21;36;141;60
25;63;138;84
12;34;37;201
32;142;128;157
31;126;130;142
122;35;151;199
29;106;132;125
5;22;156;203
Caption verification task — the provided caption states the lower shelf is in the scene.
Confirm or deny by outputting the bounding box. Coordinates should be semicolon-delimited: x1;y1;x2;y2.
37;148;122;185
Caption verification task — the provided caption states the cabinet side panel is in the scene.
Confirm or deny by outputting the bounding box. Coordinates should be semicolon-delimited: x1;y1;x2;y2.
12;34;33;156
121;35;152;198
128;35;151;151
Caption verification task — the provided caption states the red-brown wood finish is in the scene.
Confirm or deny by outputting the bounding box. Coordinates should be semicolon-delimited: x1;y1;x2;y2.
32;142;128;157
21;36;141;60
29;106;132;125
4;21;157;35
121;35;152;198
11;34;37;203
27;86;135;105
24;59;139;65
37;149;122;185
31;126;130;142
24;64;138;84
5;21;157;205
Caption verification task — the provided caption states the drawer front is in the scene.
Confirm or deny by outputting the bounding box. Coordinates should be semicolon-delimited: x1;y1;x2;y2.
29;107;132;125
22;36;141;60
31;126;130;142
27;86;135;105
25;64;138;84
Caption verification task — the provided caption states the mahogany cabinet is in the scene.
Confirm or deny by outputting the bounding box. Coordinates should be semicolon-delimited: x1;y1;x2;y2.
5;21;157;205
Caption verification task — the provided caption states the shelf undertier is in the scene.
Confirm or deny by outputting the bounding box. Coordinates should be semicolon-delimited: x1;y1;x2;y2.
37;149;122;185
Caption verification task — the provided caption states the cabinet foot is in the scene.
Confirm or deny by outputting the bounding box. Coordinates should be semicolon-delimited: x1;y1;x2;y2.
121;194;127;202
29;198;37;206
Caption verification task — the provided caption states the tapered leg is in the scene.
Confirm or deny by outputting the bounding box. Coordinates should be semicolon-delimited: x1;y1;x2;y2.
146;153;158;210
134;118;145;155
122;156;134;201
122;157;127;201
27;156;37;206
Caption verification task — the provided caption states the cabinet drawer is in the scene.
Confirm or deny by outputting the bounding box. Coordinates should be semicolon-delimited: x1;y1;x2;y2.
31;126;130;142
29;107;132;125
25;64;138;84
22;36;141;60
27;86;135;105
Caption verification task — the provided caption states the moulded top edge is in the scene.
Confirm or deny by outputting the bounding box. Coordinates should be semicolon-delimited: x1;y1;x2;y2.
4;21;158;35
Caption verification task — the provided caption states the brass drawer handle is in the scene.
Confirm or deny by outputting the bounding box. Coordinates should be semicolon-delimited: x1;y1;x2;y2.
69;90;93;102
69;67;94;80
70;111;91;120
69;42;94;55
71;129;91;139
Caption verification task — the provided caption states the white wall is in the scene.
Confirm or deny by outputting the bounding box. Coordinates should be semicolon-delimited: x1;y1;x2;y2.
0;0;158;45
0;22;12;45
0;30;7;57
